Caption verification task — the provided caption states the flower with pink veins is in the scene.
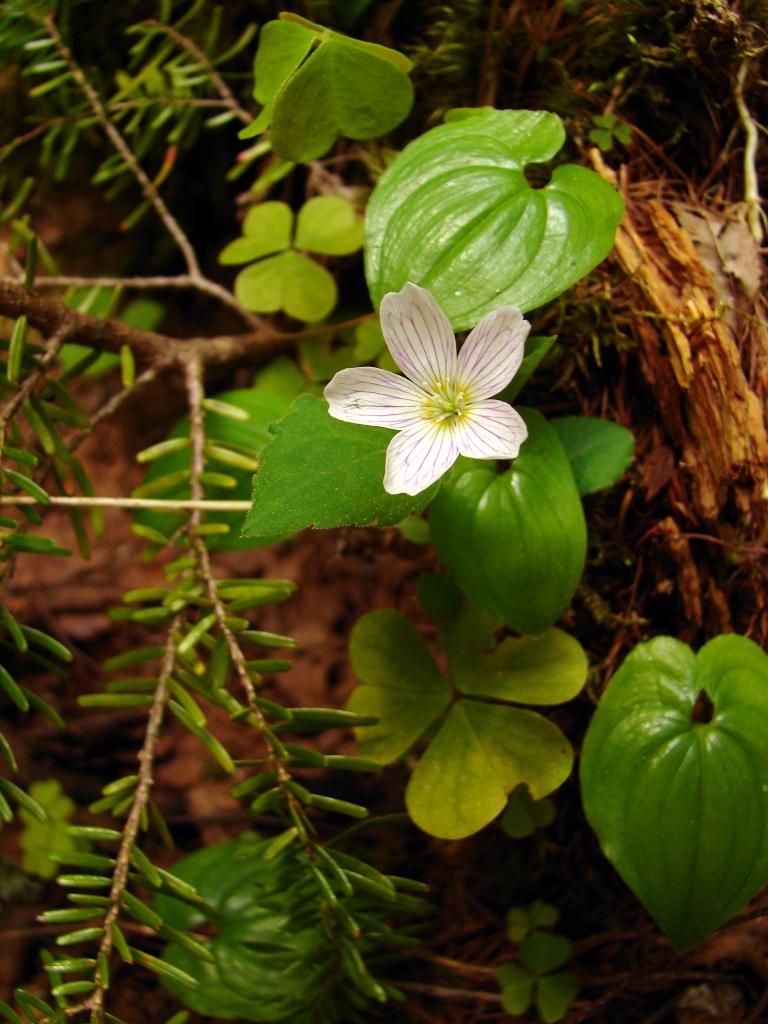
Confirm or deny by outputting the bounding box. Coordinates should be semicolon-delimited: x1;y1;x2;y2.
324;282;531;496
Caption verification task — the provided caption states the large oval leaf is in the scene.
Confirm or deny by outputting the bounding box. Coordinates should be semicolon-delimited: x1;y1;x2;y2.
580;634;768;951
429;408;586;636
365;108;624;330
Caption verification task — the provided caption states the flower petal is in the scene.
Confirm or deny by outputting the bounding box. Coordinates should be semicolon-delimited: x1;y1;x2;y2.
457;305;530;401
380;282;456;388
324;367;426;429
454;401;528;460
384;420;458;496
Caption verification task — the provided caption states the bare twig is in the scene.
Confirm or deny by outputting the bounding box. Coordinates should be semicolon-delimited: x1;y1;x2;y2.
0;324;73;445
44;16;200;279
734;61;764;244
85;620;180;1021
0;279;288;371
143;19;254;126
397;982;502;1005
42;16;262;330
0;495;252;511
67;366;165;451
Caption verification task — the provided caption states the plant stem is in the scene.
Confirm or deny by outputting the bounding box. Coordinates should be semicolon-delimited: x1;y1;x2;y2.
0;496;252;511
84;620;180;1022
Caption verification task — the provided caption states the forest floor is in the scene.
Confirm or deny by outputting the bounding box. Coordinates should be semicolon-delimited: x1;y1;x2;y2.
1;352;768;1024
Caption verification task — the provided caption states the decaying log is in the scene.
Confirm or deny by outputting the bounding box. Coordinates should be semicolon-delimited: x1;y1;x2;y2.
591;151;768;524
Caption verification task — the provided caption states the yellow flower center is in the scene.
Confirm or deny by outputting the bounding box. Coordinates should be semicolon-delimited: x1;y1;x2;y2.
424;381;468;424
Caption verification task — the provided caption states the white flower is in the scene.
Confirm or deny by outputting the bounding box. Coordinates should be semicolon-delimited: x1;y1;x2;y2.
324;282;531;496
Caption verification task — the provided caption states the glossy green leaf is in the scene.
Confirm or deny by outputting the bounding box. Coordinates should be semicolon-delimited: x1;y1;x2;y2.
581;633;768;951
365;108;624;331
18;779;86;880
406;701;572;839
429;408;587;636
243;395;438;537
537;972;579;1023
235;250;337;322
496;963;534;1015
347;609;452;763
218;202;293;265
418;573;587;703
135;388;291;551
294;196;364;256
519;931;571;974
270;23;413;162
550;417;634;495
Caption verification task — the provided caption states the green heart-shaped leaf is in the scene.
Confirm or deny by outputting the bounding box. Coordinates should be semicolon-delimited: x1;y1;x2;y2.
271;39;414;162
429;408;587;636
580;634;768;951
242;395;438;537
519;931;571;974
136;388;292;551
347;608;452;764
418;572;587;703
365;108;624;331
496;963;535;1015
550;417;634;496
501;785;556;838
406;700;572;840
218;202;293;265
235;250;337;321
295;195;364;255
536;972;579;1023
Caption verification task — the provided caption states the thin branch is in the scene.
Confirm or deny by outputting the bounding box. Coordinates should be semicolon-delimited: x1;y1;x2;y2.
0;279;289;371
43;15;201;279
0;495;252;511
734;61;764;244
85;620;180;1021
397;982;502;1005
0;324;72;440
67;366;165;451
143;19;254;126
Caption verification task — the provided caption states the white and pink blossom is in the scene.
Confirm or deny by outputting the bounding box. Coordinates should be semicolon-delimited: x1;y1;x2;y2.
324;282;531;496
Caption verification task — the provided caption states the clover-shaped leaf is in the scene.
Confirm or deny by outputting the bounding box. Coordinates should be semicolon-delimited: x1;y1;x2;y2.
218;202;293;265
235;250;337;321
498;915;578;1023
241;14;414;161
295;196;364;255
18;779;83;880
221;195;363;322
347;574;584;838
501;785;556;838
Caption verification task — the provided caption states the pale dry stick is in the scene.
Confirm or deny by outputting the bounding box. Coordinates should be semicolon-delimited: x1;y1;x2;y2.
143;19;254;126
81;619;181;1024
734;61;765;245
0;496;252;511
397;981;502;1005
41;16;263;330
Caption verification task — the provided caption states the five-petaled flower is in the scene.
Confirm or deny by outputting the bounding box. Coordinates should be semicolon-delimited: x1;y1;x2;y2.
324;282;531;496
